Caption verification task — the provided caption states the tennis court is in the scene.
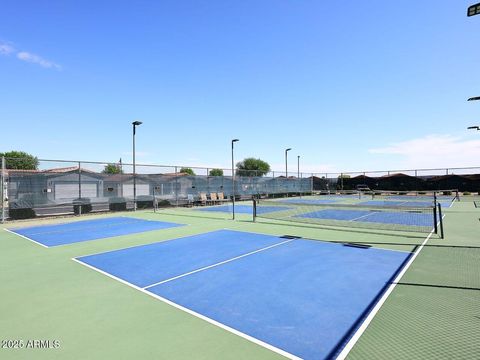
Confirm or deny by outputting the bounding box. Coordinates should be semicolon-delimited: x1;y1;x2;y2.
2;194;480;360
254;198;441;235
75;229;411;360
198;204;292;214
358;200;452;208
281;198;339;205
294;209;434;227
7;217;183;247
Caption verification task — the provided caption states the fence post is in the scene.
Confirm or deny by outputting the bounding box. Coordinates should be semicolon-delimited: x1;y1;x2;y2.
78;161;82;215
175;166;178;207
272;171;275;197
1;156;5;223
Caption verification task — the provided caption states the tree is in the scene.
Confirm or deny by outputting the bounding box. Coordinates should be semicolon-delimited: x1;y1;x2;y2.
0;151;38;170
236;158;270;177
180;167;196;176
102;163;123;174
209;168;224;176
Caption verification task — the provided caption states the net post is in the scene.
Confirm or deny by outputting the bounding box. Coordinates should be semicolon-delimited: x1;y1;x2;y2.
433;204;438;235
438;203;444;239
252;198;257;222
433;192;437;209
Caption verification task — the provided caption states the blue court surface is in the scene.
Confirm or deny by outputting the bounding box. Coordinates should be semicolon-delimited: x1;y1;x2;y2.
198;204;291;214
387;195;453;201
10;217;183;247
296;209;434;227
76;229;411;359
281;198;338;205
360;200;452;208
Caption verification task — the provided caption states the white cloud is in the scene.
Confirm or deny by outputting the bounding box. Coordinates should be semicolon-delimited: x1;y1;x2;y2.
17;51;61;70
0;43;15;55
0;40;61;70
369;134;480;169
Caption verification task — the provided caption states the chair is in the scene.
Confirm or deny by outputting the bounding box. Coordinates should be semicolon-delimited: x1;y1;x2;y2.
210;192;219;205
217;192;229;203
199;193;208;206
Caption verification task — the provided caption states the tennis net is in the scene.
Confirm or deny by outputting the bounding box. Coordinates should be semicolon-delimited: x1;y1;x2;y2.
371;189;459;203
253;198;443;235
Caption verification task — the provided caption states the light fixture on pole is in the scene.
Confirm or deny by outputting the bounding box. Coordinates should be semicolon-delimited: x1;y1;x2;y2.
285;148;292;177
467;2;480;17
231;139;239;220
467;97;479;131
132;120;142;211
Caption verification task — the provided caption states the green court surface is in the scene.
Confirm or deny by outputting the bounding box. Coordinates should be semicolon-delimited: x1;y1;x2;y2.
0;197;479;359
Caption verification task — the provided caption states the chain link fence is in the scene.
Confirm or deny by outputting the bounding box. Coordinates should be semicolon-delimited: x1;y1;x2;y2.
1;157;479;222
0;158;312;221
312;167;480;193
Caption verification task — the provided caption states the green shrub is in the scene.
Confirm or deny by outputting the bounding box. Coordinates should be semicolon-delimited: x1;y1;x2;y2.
418;191;426;195
443;191;452;196
463;191;471;195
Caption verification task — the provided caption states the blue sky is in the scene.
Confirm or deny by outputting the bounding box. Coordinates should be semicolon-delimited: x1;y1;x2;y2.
1;1;479;175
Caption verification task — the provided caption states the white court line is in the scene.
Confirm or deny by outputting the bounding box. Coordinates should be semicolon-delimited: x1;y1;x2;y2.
144;239;294;289
349;212;375;222
3;228;49;248
72;257;301;360
335;214;445;360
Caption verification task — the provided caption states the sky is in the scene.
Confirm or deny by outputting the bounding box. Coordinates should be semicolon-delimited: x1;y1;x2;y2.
1;1;479;175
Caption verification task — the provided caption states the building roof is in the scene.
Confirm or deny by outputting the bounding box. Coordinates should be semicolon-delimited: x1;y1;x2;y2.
4;166;98;175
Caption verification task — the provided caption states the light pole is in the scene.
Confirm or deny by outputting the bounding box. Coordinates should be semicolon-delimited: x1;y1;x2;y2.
231;139;239;220
285;148;291;177
297;155;300;178
132;120;142;211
